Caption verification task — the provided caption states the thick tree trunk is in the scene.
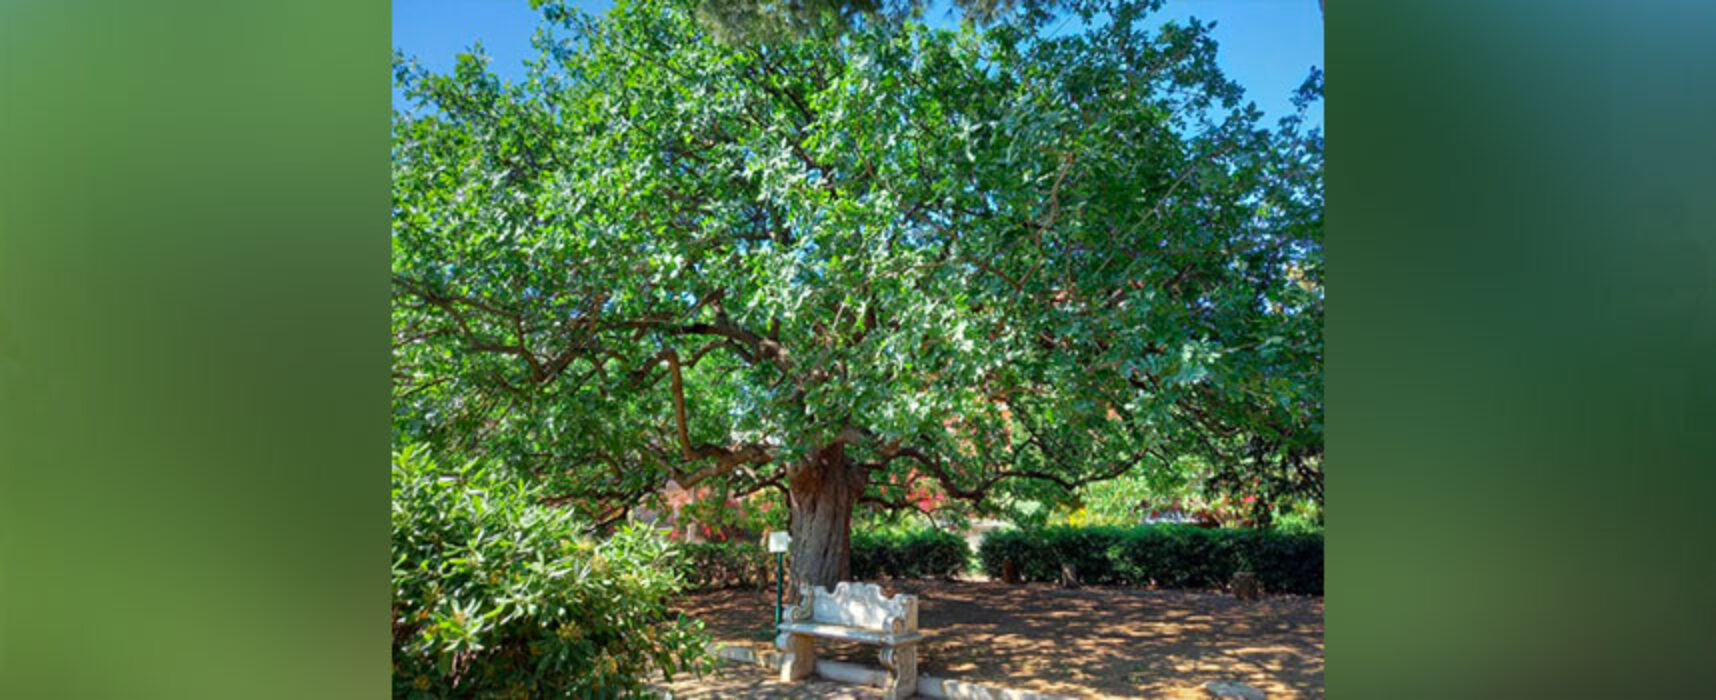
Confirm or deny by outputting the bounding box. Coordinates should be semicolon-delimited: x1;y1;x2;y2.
787;442;866;590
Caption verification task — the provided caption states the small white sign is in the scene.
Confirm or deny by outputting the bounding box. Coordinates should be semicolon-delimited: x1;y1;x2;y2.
767;531;792;553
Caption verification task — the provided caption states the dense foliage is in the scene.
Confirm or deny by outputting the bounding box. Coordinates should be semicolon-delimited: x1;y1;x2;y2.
851;528;973;579
391;448;711;697
691;0;1078;43
978;525;1322;594
392;0;1322;585
1042;462;1324;529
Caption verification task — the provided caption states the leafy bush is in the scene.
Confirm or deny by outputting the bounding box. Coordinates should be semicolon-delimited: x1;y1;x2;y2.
675;541;772;591
977;525;1057;582
851;528;972;580
392;447;711;698
1232;529;1324;594
979;525;1322;595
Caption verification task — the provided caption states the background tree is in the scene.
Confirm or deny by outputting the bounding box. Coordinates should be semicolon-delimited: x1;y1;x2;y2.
392;0;1322;587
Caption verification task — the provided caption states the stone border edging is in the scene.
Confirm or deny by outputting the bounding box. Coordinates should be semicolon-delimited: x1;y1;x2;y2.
711;644;1079;700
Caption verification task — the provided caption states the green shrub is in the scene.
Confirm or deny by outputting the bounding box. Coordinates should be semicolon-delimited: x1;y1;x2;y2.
674;541;772;591
977;527;1056;581
672;529;971;589
979;525;1323;595
851;529;971;580
392;447;712;698
1049;526;1128;585
1233;529;1323;594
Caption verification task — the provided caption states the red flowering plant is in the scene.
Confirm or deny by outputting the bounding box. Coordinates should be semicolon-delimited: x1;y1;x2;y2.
674;484;785;543
858;468;976;531
669;487;788;591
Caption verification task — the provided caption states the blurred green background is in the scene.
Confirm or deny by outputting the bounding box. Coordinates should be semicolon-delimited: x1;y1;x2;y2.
1332;0;1716;696
0;1;388;698
1;0;1712;698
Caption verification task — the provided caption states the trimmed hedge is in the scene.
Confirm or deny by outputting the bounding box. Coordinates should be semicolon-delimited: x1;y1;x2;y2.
851;529;972;580
979;525;1322;595
672;529;970;590
675;541;771;591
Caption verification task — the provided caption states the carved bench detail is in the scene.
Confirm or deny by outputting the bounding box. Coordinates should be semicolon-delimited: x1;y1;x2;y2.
776;581;922;699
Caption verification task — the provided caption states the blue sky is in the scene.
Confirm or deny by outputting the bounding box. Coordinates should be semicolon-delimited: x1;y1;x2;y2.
393;0;1322;128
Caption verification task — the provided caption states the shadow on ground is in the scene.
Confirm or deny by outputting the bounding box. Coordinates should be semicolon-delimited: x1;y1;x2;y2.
651;661;883;699
673;580;1323;699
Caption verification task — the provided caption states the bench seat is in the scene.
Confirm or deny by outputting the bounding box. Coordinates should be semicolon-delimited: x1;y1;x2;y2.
777;621;924;646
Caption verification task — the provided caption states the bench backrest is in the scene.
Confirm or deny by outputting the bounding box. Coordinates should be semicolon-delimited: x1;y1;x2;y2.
799;582;919;634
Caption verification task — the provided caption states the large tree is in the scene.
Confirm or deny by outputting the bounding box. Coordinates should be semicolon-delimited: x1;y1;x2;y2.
392;0;1322;587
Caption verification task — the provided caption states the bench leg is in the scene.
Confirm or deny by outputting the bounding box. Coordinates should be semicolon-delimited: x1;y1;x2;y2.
775;632;815;682
878;644;918;700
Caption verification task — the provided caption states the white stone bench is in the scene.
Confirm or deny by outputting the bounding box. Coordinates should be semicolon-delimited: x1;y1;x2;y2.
777;581;923;700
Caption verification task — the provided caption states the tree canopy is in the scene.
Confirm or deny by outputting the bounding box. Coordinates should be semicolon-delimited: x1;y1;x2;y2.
688;0;1069;43
392;0;1321;583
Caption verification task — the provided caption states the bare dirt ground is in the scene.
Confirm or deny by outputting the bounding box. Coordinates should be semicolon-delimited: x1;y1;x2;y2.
670;580;1323;699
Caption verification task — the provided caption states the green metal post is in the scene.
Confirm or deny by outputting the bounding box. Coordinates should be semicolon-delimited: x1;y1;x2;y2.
773;551;784;626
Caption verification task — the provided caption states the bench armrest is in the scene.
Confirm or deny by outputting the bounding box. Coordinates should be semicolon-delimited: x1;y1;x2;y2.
881;613;909;635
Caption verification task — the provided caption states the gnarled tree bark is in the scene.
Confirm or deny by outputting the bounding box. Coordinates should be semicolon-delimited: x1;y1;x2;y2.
787;442;867;590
